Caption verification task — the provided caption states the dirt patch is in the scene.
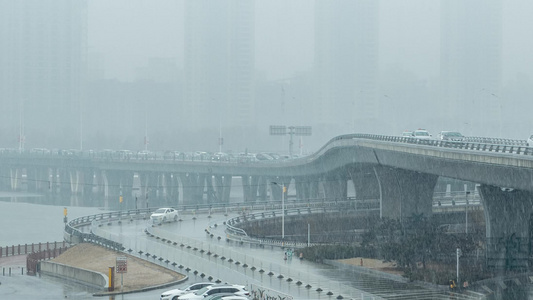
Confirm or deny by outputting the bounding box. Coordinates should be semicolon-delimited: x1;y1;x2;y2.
52;243;185;293
338;257;404;276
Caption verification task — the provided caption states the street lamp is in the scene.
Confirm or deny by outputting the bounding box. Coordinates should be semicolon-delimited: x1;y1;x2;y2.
271;182;286;242
465;191;471;234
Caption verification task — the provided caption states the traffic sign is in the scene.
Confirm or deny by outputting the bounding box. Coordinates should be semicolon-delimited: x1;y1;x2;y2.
116;256;127;273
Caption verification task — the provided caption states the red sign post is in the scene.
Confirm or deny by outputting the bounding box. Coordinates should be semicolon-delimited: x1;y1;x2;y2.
116;256;127;291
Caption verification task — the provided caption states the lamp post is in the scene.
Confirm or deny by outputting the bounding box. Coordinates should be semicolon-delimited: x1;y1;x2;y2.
271;182;285;242
465;191;470;234
282;184;285;241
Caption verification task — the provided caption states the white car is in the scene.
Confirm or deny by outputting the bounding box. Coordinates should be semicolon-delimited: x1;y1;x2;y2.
527;134;533;146
160;282;214;300
413;129;432;139
150;208;179;224
178;284;249;300
204;293;250;300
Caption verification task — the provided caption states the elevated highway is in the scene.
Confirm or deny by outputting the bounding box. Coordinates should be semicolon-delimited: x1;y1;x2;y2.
3;133;533;270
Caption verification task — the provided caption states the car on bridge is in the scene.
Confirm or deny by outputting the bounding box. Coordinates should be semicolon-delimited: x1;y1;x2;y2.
438;131;465;142
150;208;179;224
413;129;432;139
527;134;533;147
161;282;215;300
401;131;414;137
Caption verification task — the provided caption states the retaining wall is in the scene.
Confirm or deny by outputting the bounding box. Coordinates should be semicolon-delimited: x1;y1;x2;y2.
40;261;108;290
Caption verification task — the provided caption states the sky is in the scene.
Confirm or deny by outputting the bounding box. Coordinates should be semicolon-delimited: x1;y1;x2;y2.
88;0;533;84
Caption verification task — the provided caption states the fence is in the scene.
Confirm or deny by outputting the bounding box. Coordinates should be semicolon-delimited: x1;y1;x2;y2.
1;241;67;258
26;246;69;275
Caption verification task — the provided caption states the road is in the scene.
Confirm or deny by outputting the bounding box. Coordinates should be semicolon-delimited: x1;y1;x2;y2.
92;210;485;300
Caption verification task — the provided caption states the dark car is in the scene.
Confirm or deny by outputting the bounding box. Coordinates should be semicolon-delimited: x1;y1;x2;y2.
439;131;464;141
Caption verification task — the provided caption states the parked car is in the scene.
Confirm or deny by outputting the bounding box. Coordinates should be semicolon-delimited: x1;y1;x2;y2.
438;131;465;141
178;284;249;300
527;134;533;147
204;293;250;300
160;282;215;300
150;208;178;224
413;129;432;139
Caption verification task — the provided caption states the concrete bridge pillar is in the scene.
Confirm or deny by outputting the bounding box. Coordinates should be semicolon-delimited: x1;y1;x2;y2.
257;177;268;202
241;175;260;202
373;166;438;220
180;173;204;204
94;171;106;197
82;170;95;196
479;185;533;270
10;168;23;191
26;167;49;193
242;175;252;202
348;166;380;200
69;170;82;194
222;175;232;203
58;169;71;196
294;177;307;201
139;172;160;208
322;173;347;201
105;171;122;208
205;174;216;203
308;177;320;200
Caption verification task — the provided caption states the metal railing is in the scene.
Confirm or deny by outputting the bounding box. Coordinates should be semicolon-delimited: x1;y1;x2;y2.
1;241;67;258
26;246;69;275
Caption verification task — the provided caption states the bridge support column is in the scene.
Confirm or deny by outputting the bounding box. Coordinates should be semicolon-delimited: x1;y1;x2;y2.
257;177;268;202
222;175;232;203
348;166;380;200
164;173;179;206
10;168;23;191
308;177;320;200
479;185;533;270
295;177;308;201
180;173;204;205
205;175;216;203
58;169;71;197
139;172;159;208
242;175;252;202
82;170;95;196
373;166;438;220
322;173;347;202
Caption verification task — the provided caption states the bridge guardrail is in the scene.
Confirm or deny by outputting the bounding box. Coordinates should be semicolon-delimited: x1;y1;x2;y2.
3;134;533;164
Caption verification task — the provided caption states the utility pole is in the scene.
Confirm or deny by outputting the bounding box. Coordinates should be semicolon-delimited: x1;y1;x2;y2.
269;125;312;157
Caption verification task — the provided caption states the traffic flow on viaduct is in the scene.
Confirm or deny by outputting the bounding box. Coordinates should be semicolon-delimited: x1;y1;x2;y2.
1;133;533;271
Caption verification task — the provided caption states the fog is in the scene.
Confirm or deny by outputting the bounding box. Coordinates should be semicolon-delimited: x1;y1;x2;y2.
1;0;532;155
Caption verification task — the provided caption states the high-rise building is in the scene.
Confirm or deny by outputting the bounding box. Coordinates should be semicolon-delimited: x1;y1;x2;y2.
0;0;88;149
314;0;379;136
440;0;502;137
183;0;255;133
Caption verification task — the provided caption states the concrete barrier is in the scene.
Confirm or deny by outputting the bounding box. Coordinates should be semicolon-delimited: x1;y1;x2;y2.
40;261;108;290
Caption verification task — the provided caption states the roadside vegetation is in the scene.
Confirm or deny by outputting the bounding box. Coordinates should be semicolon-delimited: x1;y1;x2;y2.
243;212;491;285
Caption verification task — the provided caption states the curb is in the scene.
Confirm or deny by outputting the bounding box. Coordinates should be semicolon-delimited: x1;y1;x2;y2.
93;277;188;296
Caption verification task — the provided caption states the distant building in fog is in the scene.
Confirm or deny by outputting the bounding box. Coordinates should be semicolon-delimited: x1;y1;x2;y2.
0;0;87;148
314;0;379;136
440;0;502;137
183;0;255;132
